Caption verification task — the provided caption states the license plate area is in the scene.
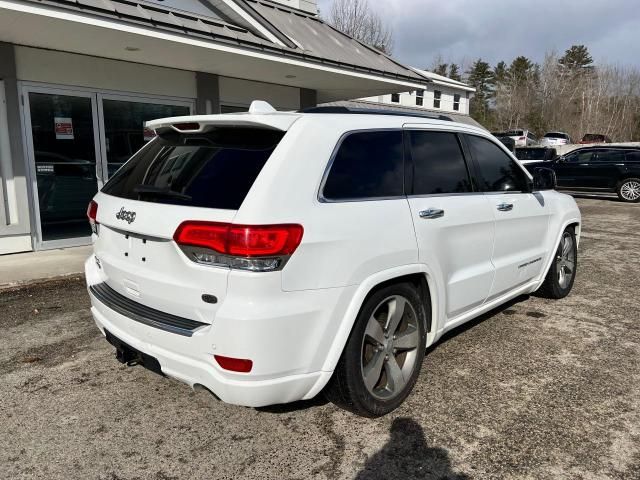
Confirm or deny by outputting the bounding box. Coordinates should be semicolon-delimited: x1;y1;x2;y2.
105;329;164;377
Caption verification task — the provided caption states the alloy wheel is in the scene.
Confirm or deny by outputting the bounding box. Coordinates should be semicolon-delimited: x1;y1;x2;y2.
360;295;420;400
556;232;576;289
620;180;640;201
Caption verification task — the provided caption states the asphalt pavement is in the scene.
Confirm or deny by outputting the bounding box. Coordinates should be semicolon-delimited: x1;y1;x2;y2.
1;197;638;479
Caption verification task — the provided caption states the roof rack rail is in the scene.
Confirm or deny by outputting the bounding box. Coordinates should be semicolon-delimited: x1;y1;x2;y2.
299;106;454;122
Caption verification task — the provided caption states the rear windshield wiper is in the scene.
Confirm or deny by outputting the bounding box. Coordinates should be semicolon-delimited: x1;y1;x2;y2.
133;185;192;201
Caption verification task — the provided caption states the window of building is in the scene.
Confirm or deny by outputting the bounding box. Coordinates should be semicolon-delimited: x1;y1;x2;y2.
466;135;529;192
453;94;461;111
391;93;400;103
416;90;424;107
409;131;472;195
322;131;404;200
433;90;442;109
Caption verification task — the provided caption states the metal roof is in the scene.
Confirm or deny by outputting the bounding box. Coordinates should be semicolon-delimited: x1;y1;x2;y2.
19;0;424;84
244;0;421;80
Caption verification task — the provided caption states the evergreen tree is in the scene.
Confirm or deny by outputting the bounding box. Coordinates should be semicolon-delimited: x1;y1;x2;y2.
434;63;448;76
466;59;494;123
559;45;594;72
509;56;536;84
448;64;461;81
493;61;508;85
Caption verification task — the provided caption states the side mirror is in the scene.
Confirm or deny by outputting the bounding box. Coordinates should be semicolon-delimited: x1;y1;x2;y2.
533;167;557;191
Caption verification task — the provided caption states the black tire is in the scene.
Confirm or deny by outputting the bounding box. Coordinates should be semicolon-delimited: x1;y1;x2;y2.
324;282;428;417
536;227;578;299
617;178;640;203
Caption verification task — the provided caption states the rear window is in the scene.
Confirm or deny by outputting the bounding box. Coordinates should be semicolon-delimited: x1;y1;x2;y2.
506;130;524;136
582;134;608;142
322;131;404;201
544;132;567;139
102;127;284;210
515;148;555;161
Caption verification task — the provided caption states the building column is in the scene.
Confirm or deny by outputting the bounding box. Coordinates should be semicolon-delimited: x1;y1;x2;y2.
0;42;32;254
196;72;220;115
300;88;317;110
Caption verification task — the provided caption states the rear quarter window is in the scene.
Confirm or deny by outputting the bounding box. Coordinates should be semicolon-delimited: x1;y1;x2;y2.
322;130;404;201
102;127;284;210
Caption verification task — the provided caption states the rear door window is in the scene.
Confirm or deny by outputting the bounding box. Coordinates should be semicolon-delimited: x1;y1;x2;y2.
322;131;404;200
408;131;472;195
594;149;625;163
102;127;284;210
466;135;529;192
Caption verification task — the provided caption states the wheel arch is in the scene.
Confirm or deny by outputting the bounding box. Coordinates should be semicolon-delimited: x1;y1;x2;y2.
535;217;581;292
319;264;441;375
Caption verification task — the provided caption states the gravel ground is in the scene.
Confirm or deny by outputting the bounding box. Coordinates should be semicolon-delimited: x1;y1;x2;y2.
0;197;639;480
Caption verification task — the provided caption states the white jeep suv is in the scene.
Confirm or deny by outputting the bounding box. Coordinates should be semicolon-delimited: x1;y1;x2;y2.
85;103;581;417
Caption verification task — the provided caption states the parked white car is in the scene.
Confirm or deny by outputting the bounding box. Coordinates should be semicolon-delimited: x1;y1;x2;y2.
492;129;538;147
541;132;573;147
85;102;581;417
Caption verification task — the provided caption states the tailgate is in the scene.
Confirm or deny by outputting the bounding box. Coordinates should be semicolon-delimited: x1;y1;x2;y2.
93;191;234;325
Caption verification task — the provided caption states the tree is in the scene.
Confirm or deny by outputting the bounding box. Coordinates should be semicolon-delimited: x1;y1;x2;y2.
509;56;536;84
466;59;494;123
493;61;508;85
559;45;594;72
434;63;448;76
326;0;394;54
448;64;461;81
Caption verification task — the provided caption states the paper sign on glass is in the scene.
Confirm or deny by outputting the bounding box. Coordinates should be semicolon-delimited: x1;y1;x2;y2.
54;117;74;140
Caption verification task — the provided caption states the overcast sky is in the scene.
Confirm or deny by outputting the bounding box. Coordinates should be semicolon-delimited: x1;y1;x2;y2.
317;0;640;70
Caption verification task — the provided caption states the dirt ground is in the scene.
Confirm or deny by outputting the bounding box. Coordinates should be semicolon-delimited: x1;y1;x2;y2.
1;197;639;480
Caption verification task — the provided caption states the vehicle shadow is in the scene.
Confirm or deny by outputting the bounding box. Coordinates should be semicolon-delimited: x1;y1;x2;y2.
256;393;329;413
355;417;469;480
427;294;531;355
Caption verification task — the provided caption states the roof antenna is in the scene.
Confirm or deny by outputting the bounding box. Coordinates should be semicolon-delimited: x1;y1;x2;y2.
249;100;277;114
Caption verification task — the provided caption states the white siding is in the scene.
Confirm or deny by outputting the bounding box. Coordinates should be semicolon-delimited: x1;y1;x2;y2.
15;47;197;98
361;85;470;115
219;77;300;111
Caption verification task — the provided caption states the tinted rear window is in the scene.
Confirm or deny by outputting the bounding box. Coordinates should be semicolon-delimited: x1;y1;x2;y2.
544;132;567;139
322;131;404;200
102;127;284;210
515;148;555;160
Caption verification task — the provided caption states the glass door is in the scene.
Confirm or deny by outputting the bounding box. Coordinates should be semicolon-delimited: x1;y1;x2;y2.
98;94;191;181
23;87;101;246
22;85;194;249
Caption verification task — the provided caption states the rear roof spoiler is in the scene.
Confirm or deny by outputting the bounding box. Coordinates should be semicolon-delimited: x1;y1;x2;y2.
146;113;301;133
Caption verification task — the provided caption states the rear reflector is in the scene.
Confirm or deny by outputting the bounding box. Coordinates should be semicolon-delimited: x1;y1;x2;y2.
174;222;303;258
214;355;253;373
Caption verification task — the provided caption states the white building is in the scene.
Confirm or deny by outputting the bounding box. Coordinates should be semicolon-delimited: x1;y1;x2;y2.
0;0;429;254
353;68;476;118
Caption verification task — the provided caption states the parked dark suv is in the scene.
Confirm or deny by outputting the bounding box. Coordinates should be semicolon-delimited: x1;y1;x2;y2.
524;146;640;202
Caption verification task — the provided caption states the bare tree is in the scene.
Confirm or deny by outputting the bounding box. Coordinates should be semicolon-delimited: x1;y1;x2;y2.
326;0;394;54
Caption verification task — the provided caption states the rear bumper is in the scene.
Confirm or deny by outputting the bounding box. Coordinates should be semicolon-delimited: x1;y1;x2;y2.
85;255;349;407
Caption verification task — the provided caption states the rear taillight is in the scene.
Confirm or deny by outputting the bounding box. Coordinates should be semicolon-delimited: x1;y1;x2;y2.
87;200;98;234
519;136;526;141
174;222;303;272
214;355;253;373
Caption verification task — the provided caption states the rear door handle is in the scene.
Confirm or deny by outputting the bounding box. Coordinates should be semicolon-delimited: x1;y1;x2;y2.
419;208;445;219
497;203;514;212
